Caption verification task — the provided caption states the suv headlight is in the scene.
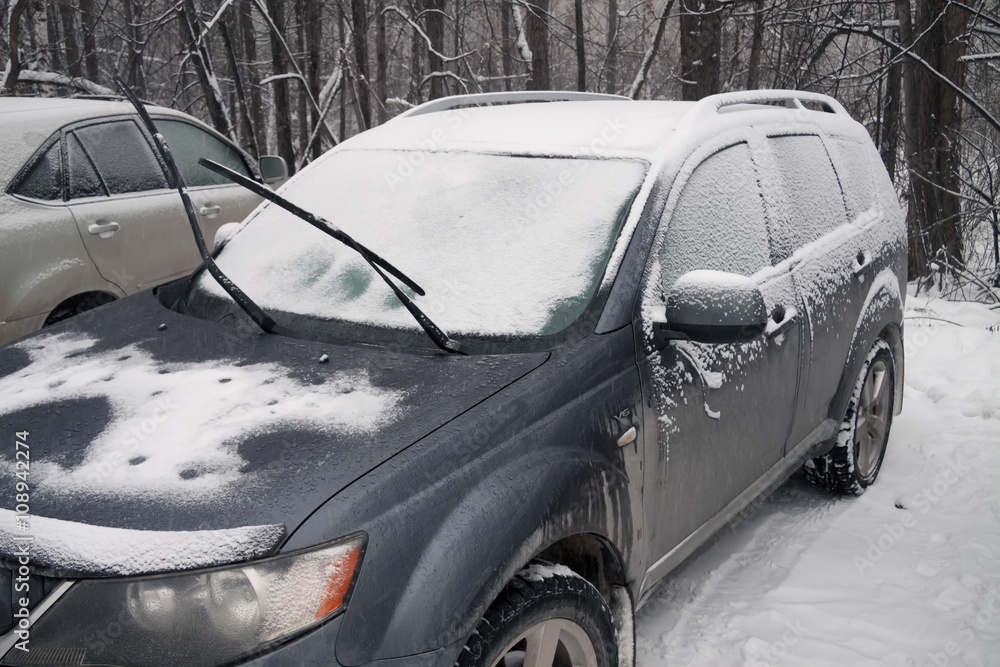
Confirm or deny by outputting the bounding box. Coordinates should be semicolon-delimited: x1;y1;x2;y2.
4;533;365;667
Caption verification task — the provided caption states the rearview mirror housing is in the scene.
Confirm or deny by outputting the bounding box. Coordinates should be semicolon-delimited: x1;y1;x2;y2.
258;155;288;184
657;270;768;346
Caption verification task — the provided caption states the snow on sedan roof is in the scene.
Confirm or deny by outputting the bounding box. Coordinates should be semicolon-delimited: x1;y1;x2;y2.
348;100;695;158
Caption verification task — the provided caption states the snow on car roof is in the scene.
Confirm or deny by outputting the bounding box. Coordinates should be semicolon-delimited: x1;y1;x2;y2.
348;100;695;158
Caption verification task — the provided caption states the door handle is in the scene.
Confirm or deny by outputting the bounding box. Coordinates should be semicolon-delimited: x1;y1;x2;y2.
199;205;222;218
853;250;873;279
87;221;120;238
766;305;797;340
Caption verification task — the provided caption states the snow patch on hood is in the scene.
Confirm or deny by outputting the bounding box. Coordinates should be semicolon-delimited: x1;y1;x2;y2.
0;509;284;576
0;333;406;502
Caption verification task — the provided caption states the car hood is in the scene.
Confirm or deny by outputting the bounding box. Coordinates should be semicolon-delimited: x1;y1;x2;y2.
0;291;547;567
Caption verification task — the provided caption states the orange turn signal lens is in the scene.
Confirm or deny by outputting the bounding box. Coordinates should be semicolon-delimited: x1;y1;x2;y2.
315;543;362;619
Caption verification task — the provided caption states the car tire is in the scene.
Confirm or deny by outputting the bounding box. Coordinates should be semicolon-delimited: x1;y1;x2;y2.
805;338;895;495
43;292;116;327
455;563;617;667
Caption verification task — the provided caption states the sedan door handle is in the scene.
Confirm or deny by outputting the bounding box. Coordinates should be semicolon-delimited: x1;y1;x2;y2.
87;221;120;238
199;205;222;218
766;306;797;340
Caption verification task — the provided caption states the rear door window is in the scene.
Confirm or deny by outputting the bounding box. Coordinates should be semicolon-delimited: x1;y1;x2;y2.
66;133;107;199
768;134;850;262
11;140;63;201
72;120;169;195
154;119;251;187
658;142;772;290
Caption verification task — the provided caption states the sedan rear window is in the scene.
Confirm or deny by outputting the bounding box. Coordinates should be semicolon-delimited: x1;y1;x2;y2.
11;140;62;201
200;150;646;337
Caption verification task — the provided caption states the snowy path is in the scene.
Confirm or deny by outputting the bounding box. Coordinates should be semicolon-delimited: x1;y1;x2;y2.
635;290;1000;666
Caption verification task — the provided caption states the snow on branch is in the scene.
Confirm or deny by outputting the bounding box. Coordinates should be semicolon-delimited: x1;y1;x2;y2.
512;3;533;62
14;70;116;95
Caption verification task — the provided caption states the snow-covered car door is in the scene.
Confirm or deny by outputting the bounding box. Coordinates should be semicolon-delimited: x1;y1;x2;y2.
65;118;197;293
639;141;804;564
153;118;262;245
759;134;864;449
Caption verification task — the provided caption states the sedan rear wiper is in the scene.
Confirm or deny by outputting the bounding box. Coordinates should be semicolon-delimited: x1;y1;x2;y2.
199;158;467;355
113;76;286;336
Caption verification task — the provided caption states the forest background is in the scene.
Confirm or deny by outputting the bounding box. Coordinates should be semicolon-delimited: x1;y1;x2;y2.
2;0;999;292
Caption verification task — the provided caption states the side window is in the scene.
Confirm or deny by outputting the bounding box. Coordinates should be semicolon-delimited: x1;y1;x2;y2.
11;140;63;201
73;120;169;195
154;119;252;187
66;133;107;199
658;143;772;291
768;134;850;262
828;137;876;221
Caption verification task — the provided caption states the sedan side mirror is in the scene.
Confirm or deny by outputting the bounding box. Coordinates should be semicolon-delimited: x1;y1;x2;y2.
653;270;768;347
258;155;288;184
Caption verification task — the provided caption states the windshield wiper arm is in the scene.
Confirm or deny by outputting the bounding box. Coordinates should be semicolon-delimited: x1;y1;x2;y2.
198;158;425;296
199;158;467;355
113;76;285;336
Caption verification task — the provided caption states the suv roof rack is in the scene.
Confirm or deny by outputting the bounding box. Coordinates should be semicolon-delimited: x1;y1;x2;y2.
679;90;848;126
398;91;631;118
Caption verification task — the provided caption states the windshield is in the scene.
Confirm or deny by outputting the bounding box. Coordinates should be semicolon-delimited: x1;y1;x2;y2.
197;149;646;338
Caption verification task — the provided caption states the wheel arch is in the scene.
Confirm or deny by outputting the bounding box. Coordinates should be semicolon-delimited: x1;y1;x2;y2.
42;290;119;326
828;271;904;426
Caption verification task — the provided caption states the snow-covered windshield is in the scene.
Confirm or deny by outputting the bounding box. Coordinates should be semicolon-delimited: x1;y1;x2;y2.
198;149;646;337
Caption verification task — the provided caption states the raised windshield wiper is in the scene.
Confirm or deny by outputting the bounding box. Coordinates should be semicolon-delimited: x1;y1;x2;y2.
113;76;285;336
199;158;467;355
197;159;424;295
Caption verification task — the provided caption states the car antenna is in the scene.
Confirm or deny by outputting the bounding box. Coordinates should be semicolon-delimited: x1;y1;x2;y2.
199;158;468;355
113;75;285;336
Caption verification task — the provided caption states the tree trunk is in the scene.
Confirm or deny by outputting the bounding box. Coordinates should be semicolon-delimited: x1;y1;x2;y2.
1;0;29;95
376;0;388;123
747;0;764;89
79;0;100;84
679;0;721;101
879;22;901;183
425;0;446;99
221;18;260;157
575;0;586;91
238;0;266;156
500;0;513;91
57;0;80;77
351;0;372;126
179;0;233;139
122;0;146;99
306;0;324;155
525;0;550;90
606;0;617;94
265;0;296;172
900;0;967;277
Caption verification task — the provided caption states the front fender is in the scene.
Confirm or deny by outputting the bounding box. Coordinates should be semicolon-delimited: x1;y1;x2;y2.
281;327;641;666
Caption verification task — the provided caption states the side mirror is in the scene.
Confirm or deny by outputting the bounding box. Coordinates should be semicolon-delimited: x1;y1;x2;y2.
653;270;768;347
213;221;241;251
258;155;288;184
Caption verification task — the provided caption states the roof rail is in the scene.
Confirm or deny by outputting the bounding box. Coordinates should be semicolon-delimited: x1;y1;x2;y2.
679;90;849;126
398;91;631;118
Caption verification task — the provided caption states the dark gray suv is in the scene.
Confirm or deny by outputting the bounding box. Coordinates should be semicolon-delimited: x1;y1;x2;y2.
0;90;906;667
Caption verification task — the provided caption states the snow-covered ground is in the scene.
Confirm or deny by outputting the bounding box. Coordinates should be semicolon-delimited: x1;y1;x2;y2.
636;286;1000;666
